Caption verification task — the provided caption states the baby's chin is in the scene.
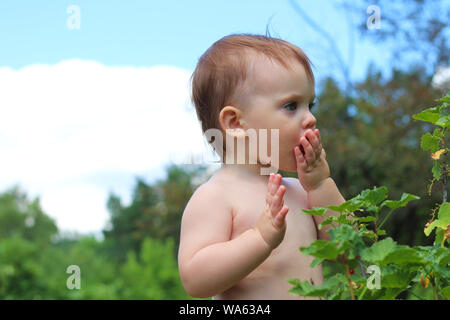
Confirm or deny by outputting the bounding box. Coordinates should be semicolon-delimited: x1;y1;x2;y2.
275;158;298;173
256;151;298;173
278;165;298;173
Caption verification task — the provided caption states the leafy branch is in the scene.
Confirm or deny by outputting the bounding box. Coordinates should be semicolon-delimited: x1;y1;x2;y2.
288;91;450;300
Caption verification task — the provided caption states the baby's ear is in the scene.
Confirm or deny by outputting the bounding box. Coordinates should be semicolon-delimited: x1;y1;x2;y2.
219;106;245;131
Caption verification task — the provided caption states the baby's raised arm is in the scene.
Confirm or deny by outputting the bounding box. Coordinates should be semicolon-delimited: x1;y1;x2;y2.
178;173;289;298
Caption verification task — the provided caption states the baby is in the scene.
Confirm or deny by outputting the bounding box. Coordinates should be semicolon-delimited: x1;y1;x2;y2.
178;34;346;300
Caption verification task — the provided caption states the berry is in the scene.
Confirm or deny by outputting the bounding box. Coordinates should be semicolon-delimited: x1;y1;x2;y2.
349;269;355;275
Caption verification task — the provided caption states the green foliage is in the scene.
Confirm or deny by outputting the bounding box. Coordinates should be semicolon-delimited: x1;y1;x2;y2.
103;164;205;262
0;230;191;299
0;186;58;246
425;203;450;236
283;68;443;247
0;165;208;299
289;91;450;300
118;237;189;299
304;65;447;247
0;236;42;299
412;92;450;127
288;273;347;298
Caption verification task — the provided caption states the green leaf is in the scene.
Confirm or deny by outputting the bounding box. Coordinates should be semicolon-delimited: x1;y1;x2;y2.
378;288;406;300
433;127;442;138
356;216;377;223
381;265;415;288
336;213;355;225
412;107;441;124
361;230;377;240
433;247;450;266
437;202;450;224
359;186;388;206
432;161;443;180
441;286;450;300
425;220;440;236
360;238;397;264
425;202;450;236
437;92;450;103
301;207;327;216
377;229;386;236
357;287;404;300
318;215;337;230
328;186;389;215
383;246;425;265
435;115;450;128
380;193;420;210
310;257;324;268
288;273;347;298
328;225;366;257
420;132;440;152
300;240;339;260
326;200;362;213
416;246;450;269
435;228;445;247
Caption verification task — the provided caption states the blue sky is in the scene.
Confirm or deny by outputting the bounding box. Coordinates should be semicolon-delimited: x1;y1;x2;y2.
0;0;406;235
0;0;392;80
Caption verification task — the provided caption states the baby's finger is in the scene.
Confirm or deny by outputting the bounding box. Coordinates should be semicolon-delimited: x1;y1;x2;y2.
294;146;307;171
312;129;323;157
266;174;274;203
267;173;274;191
301;137;315;164
305;130;322;159
270;185;286;215
273;205;289;228
268;173;280;197
315;129;320;140
306;130;319;149
316;144;323;159
267;174;283;206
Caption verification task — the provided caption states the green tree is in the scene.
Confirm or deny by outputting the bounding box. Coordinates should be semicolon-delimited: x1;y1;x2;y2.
0;186;59;299
0;185;57;246
103;164;207;261
103;179;160;262
313;68;444;246
117;237;190;299
351;0;449;75
0;236;44;299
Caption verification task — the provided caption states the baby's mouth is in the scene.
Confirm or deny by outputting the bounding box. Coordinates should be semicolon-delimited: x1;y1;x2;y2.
298;144;305;156
297;134;311;156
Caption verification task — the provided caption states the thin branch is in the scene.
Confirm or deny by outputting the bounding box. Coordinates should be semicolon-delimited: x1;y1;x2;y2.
288;0;352;92
441;133;447;203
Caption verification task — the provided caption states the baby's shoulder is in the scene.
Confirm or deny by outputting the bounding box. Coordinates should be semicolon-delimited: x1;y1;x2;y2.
182;178;233;226
190;179;221;200
187;178;231;209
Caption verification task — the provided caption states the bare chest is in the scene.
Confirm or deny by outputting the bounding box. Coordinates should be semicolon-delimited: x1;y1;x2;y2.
215;180;323;299
227;181;319;279
229;182;318;249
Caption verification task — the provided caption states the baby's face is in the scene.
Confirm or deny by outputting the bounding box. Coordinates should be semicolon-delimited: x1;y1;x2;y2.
236;53;317;172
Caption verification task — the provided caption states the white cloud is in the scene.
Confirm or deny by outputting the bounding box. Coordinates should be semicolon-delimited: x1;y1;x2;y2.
0;59;211;234
432;66;450;90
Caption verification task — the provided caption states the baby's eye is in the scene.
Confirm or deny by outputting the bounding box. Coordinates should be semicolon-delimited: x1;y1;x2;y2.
284;101;297;111
309;100;318;110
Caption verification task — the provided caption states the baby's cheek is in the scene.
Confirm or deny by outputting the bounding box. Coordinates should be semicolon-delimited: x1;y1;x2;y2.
277;146;297;171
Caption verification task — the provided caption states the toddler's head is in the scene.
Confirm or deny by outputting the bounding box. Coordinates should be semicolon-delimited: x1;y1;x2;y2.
191;34;316;172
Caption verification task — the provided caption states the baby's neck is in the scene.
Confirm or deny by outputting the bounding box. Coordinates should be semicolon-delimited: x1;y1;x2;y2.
220;163;271;183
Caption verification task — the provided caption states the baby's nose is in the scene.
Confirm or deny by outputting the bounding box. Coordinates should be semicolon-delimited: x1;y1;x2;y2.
302;112;316;129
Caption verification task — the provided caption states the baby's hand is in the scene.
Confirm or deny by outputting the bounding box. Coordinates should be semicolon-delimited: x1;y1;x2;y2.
294;129;330;192
255;173;289;250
